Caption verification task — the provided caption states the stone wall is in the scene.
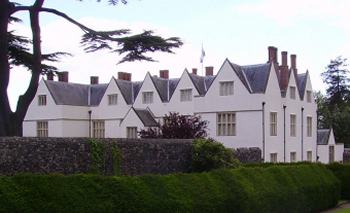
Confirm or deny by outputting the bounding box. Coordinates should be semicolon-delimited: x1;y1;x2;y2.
0;137;193;176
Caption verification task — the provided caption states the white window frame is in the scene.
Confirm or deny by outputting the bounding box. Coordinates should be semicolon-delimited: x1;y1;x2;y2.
217;112;236;136
307;151;312;162
290;86;296;99
270;153;277;163
108;94;118;105
37;121;48;137
306;91;312;103
38;95;47;106
126;127;138;139
92;120;105;138
307;116;312;137
180;89;192;102
142;91;154;104
290;152;296;162
219;81;234;96
290;114;296;137
270;112;277;136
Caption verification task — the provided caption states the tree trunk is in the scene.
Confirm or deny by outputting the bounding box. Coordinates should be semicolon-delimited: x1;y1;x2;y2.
0;0;13;136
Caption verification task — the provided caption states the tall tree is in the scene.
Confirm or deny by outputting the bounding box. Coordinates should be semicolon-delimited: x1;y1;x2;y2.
318;56;350;147
321;56;350;107
0;0;182;136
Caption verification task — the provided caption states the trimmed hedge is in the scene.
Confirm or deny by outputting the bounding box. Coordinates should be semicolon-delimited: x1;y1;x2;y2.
0;164;339;213
326;163;350;200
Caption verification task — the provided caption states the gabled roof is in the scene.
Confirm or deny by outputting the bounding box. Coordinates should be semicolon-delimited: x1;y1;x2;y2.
169;78;180;99
241;63;271;93
44;80;108;106
228;61;252;92
113;78;142;105
317;129;330;145
297;72;308;100
134;108;158;127
150;75;169;102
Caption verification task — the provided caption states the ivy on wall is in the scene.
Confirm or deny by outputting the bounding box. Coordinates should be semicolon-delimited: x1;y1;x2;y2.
87;139;122;176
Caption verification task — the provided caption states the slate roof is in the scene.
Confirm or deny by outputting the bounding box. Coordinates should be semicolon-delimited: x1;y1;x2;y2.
44;80;107;106
90;84;108;106
241;63;271;93
317;129;330;145
150;75;180;102
297;72;308;100
188;71;215;96
134;108;158;127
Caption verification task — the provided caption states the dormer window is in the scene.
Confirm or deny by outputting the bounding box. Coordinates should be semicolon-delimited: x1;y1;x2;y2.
142;92;153;104
290;86;296;99
220;81;234;96
180;89;192;102
306;91;312;103
108;94;118;105
38;95;47;106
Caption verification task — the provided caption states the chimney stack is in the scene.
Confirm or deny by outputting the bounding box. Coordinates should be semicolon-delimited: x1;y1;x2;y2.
279;51;289;91
90;76;99;85
205;66;214;76
125;73;131;81
47;72;54;81
290;54;297;75
268;46;278;64
159;70;169;79
58;71;68;82
118;72;125;80
192;68;197;75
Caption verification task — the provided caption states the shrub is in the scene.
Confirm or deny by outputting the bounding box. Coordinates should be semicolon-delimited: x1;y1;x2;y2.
191;138;240;172
139;112;208;139
0;164;340;213
326;163;350;199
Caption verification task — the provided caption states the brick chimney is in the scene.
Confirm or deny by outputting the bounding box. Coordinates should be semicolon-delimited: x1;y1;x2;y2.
268;46;278;64
290;54;297;75
118;72;125;80
125;72;132;81
90;76;99;85
205;66;214;76
47;72;54;81
159;70;169;79
192;68;197;75
58;71;68;82
279;51;289;91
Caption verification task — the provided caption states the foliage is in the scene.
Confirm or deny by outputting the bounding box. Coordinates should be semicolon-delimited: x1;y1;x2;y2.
317;57;350;147
321;56;350;106
326;163;350;200
0;164;340;212
191;138;240;172
139;112;208;139
87;139;121;176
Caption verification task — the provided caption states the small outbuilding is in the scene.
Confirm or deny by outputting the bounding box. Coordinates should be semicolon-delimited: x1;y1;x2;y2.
317;129;344;163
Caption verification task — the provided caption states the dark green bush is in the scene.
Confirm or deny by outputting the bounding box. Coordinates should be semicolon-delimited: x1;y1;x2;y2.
326;163;350;199
0;164;340;213
191;138;240;172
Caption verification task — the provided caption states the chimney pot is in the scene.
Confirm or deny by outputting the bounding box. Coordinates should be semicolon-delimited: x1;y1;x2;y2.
159;70;169;79
58;71;68;82
47;72;54;81
268;46;278;64
90;76;99;84
205;66;214;76
126;73;132;81
291;54;297;69
281;51;288;66
192;68;197;75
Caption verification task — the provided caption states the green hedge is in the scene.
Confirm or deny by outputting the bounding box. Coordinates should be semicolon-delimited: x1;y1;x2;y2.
326;163;350;200
0;164;339;213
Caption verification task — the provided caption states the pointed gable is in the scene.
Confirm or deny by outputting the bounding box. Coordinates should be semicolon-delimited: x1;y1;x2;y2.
134;108;158;127
150;75;169;102
90;83;109;106
228;61;252;92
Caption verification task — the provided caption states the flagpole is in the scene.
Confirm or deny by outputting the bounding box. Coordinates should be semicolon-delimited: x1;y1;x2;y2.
200;43;205;76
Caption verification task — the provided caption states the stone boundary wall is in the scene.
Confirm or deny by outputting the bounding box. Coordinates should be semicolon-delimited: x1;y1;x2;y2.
0;137;262;176
0;137;193;176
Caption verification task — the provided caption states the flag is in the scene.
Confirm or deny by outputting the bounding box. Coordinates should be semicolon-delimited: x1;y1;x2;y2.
200;45;205;63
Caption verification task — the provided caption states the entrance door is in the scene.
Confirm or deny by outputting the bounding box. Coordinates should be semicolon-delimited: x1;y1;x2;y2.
329;145;335;163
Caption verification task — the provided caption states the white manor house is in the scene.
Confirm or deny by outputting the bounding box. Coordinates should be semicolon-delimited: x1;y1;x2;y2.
23;46;344;163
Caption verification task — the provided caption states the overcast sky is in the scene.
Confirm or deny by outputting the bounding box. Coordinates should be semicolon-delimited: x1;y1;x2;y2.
9;0;350;110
